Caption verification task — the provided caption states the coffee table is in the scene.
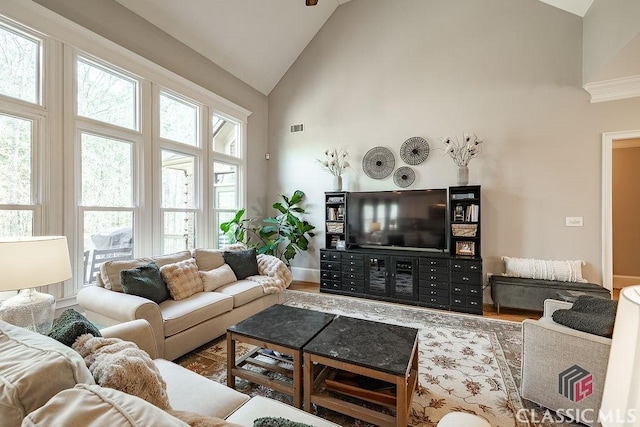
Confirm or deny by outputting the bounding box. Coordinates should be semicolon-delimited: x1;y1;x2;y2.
226;304;334;408
303;315;419;427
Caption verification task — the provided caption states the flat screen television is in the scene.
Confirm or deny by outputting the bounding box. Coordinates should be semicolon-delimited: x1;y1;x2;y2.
346;189;447;251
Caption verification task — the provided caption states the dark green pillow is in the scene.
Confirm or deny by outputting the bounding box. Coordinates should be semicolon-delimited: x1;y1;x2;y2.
48;309;101;347
223;248;259;280
120;262;169;304
253;417;313;427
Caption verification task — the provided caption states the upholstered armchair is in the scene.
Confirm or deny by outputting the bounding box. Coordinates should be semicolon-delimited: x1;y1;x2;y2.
521;299;612;427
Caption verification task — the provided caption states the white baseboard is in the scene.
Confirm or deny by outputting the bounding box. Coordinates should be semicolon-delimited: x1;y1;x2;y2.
613;275;640;288
291;267;320;283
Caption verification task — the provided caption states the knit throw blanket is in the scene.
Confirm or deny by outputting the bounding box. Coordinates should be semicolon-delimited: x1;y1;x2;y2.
72;334;171;410
247;254;293;293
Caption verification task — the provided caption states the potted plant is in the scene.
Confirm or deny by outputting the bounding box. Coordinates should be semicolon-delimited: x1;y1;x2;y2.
220;190;316;266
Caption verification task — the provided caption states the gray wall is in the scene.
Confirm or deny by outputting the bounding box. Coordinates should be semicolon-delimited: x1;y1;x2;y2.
267;0;640;284
33;0;270;218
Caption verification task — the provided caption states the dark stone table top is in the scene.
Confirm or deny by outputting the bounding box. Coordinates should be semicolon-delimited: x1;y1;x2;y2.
227;304;335;350
303;315;419;376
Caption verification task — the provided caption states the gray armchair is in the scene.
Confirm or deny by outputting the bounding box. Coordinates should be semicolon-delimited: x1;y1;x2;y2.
521;299;612;427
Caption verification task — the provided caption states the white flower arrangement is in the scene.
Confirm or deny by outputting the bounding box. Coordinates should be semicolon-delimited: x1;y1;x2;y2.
441;133;483;167
317;148;350;177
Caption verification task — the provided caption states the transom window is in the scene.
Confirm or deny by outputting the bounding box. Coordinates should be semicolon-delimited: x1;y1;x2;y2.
0;23;41;105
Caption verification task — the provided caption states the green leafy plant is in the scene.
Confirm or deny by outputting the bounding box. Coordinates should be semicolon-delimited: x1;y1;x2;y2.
220;190;316;266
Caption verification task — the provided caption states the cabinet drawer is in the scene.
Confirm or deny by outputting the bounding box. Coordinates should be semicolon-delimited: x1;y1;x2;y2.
342;278;364;288
342;264;364;274
451;284;466;295
451;272;482;284
451;260;483;272
320;280;341;291
419;287;449;298
419;295;449;305
466;296;483;309
342;252;364;261
342;258;364;268
320;261;341;271
342;272;365;281
342;284;364;294
466;285;482;297
420;272;449;283
419;258;449;268
320;270;341;281
419;265;448;275
419;280;449;290
320;251;341;261
451;295;467;307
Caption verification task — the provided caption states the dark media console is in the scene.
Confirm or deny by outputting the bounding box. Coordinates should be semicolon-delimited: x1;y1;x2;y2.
320;186;483;315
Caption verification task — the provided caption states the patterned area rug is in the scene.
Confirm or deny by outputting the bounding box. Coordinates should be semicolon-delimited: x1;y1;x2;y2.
176;291;577;427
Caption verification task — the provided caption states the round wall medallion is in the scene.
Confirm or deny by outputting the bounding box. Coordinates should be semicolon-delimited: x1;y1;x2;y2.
362;147;395;179
393;166;415;188
400;137;430;165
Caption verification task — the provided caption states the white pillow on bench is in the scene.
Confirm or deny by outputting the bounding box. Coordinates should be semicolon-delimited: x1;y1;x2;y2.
502;256;586;282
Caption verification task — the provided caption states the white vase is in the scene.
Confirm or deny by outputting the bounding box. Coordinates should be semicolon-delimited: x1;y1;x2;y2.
457;166;469;186
333;175;343;191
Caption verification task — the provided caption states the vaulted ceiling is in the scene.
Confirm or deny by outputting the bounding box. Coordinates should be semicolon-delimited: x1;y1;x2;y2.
114;0;595;96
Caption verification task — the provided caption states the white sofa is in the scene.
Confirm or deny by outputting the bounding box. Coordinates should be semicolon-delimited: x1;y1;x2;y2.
77;248;285;360
2;318;338;427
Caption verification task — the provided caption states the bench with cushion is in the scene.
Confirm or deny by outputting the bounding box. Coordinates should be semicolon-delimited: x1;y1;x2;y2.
489;275;611;313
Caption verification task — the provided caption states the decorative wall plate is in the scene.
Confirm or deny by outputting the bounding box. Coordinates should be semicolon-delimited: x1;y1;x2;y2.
362;147;395;179
393;166;415;188
400;137;430;165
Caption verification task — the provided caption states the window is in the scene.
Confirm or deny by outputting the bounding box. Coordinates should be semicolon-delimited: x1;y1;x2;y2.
0;4;249;297
0;22;41;105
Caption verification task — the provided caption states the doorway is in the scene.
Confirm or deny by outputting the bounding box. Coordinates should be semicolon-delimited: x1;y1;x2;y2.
602;130;640;291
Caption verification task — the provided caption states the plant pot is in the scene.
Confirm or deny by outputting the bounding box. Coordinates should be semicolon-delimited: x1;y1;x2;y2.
457;166;469;186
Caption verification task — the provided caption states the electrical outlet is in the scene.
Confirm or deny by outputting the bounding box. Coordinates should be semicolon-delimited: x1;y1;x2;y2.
565;217;583;227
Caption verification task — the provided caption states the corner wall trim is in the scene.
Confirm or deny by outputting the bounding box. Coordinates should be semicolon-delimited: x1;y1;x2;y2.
584;75;640;103
290;267;319;283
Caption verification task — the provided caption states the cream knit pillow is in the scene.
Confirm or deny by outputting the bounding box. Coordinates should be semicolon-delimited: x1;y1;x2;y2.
160;258;204;300
502;257;586;282
199;264;237;292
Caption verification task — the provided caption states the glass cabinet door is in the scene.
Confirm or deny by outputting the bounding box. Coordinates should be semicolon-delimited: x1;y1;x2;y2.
367;256;388;296
391;257;417;300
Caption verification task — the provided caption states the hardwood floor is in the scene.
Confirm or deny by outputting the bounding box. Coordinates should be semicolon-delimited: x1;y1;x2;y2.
288;281;542;322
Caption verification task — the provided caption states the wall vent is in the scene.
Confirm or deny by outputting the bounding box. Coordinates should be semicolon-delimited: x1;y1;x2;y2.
290;123;304;133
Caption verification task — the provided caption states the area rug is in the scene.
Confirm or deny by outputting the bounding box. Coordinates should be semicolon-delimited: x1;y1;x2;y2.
176;291;576;427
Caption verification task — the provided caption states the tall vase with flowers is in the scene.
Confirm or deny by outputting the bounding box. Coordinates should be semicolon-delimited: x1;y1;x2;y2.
317;148;350;191
441;133;483;186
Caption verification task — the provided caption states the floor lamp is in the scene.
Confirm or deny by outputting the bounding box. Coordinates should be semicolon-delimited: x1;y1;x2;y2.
0;236;72;334
599;285;640;427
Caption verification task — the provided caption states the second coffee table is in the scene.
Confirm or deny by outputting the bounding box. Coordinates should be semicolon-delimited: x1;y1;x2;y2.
226;304;334;408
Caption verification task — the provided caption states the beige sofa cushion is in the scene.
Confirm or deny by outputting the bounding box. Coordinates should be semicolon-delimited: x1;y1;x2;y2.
101;250;192;292
217;280;266;308
22;384;189;427
161;258;204;301
160;292;234;337
200;264;237;291
192;248;225;271
0;320;95;427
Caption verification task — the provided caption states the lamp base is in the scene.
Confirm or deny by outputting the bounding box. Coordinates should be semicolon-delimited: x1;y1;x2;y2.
0;288;56;334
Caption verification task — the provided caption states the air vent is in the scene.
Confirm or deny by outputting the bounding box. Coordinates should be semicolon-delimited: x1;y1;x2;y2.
290;123;304;133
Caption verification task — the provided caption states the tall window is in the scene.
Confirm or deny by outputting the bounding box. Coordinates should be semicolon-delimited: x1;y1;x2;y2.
0;20;44;238
75;56;139;284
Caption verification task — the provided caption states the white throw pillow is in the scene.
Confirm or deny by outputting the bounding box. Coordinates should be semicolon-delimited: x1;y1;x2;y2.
200;264;238;291
502;256;586;282
160;258;204;300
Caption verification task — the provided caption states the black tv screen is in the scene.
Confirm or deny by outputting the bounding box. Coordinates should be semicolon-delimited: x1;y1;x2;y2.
346;189;447;251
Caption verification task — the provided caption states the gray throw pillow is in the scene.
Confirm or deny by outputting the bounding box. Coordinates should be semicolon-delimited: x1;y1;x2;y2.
120;262;169;304
48;309;102;347
552;295;617;338
253;417;314;427
223;248;259;280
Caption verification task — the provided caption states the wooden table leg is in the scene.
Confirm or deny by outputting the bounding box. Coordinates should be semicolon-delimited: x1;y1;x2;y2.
292;350;303;408
226;332;236;389
396;375;408;427
303;353;312;412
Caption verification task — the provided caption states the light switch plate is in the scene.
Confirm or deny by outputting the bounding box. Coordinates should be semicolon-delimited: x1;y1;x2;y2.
565;217;583;227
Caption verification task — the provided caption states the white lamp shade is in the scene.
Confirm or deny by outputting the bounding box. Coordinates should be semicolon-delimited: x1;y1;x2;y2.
0;236;72;291
600;286;640;427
